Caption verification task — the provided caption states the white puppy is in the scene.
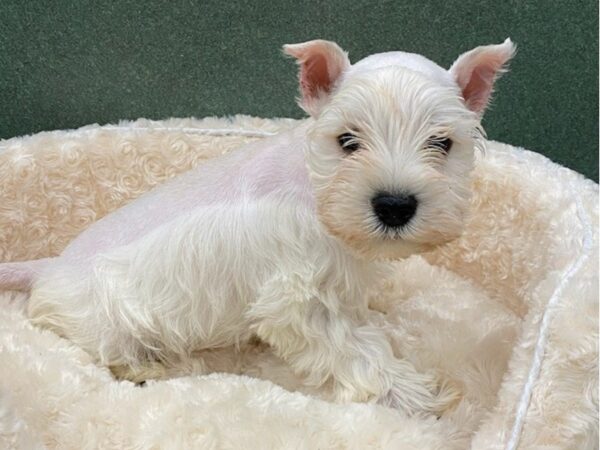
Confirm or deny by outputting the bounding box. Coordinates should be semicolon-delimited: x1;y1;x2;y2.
8;39;514;415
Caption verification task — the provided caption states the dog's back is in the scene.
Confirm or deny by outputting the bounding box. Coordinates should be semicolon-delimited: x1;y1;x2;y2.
0;122;312;292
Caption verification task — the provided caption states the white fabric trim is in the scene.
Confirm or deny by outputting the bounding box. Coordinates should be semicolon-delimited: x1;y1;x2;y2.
505;182;594;450
98;126;277;138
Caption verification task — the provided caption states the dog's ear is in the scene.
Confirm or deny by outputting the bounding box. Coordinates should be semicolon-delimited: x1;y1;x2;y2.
284;40;350;117
449;39;516;115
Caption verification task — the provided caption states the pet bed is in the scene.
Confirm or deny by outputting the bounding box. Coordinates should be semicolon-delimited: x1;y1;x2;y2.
0;116;597;449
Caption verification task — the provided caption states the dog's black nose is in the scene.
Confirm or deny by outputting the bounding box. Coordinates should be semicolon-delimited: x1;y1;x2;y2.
371;193;418;228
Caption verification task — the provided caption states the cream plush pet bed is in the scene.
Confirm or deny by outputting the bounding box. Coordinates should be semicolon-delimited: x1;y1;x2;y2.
0;116;597;450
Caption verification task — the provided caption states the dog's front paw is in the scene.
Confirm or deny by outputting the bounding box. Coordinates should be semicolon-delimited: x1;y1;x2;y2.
380;374;459;417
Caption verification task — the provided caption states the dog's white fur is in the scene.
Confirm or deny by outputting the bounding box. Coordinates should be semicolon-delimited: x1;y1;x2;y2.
26;39;514;415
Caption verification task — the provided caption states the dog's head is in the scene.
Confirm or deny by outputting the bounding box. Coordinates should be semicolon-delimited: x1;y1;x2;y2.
285;39;515;259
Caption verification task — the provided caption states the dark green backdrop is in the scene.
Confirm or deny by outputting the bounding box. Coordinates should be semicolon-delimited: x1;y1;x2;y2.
1;0;598;180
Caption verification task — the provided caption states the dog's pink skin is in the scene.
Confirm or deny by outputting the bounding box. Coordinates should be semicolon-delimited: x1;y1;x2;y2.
0;258;54;291
61;123;312;265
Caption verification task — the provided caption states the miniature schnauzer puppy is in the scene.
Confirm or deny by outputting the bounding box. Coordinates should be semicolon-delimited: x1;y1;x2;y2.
3;38;514;415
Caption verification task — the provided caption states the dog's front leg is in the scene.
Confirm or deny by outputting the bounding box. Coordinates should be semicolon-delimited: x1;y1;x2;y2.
248;273;445;415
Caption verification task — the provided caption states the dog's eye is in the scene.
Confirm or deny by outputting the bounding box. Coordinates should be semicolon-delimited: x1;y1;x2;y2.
337;133;360;153
428;137;453;153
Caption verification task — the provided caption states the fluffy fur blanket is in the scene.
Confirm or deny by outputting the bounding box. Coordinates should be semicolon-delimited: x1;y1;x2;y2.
0;116;597;449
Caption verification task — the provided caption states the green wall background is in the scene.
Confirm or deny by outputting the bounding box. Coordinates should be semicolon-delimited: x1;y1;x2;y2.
1;0;598;180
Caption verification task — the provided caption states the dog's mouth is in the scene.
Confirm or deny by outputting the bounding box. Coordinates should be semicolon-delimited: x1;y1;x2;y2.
364;224;464;260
